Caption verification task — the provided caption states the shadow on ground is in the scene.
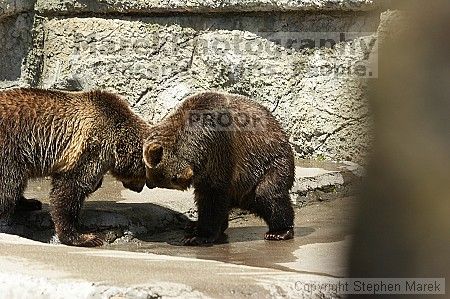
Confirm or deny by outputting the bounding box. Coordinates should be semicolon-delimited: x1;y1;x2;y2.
2;201;190;244
139;225;315;245
113;225;317;274
3;200;314;252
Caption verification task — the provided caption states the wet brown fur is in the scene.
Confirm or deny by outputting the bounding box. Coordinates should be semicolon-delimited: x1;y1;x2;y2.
144;92;295;245
0;88;151;247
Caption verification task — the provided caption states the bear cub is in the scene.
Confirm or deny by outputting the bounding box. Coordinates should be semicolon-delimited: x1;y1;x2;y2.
144;91;295;245
0;88;151;247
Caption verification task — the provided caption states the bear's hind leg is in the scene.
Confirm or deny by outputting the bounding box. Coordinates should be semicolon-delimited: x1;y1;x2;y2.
0;160;41;214
250;192;294;241
0;168;27;228
249;169;295;241
0;193;17;222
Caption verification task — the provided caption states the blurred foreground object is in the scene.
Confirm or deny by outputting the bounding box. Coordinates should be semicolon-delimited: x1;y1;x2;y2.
349;0;450;295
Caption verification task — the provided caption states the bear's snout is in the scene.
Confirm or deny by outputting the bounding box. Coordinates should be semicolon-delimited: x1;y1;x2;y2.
122;180;145;193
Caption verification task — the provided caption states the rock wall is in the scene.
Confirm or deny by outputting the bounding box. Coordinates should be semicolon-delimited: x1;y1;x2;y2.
0;1;35;87
0;0;391;163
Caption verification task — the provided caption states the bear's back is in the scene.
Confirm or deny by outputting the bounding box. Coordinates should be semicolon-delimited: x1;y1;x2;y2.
178;91;287;141
0;88;132;176
1;89;96;124
160;91;294;193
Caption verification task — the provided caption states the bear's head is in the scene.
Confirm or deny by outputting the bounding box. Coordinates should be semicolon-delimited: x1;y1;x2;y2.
121;177;147;193
143;141;193;191
111;136;147;193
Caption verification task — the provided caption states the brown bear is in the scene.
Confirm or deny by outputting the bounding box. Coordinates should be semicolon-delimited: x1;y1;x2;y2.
143;91;295;246
0;88;151;247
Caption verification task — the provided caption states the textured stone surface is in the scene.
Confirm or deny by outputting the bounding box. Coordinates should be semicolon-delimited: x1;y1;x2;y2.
0;0;35;88
29;12;378;162
0;12;33;88
0;1;395;162
291;160;363;204
35;0;383;15
0;0;35;20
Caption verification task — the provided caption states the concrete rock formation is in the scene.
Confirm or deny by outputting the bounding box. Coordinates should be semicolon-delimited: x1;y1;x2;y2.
35;0;384;14
0;0;396;163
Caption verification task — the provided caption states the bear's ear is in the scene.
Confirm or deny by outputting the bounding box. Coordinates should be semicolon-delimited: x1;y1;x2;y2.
143;142;163;168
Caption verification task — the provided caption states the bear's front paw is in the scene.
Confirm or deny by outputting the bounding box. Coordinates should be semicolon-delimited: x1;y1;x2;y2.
182;235;215;246
65;233;104;247
75;233;104;247
264;227;294;241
